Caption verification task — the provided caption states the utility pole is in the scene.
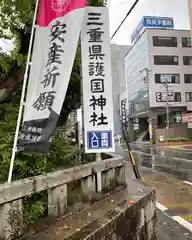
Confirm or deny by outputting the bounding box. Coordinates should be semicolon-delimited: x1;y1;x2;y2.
140;68;151;92
164;81;170;129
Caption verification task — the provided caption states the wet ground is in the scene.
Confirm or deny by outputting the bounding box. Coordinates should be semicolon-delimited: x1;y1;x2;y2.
157;211;192;240
116;143;192;239
125;143;192;182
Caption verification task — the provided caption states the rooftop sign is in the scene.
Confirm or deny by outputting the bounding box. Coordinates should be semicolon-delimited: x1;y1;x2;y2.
131;16;174;44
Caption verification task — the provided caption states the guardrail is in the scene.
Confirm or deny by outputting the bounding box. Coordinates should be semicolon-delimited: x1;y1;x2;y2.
130;142;192;160
0;155;126;240
130;142;192;153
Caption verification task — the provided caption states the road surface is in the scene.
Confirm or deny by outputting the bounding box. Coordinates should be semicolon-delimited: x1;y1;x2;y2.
115;143;192;239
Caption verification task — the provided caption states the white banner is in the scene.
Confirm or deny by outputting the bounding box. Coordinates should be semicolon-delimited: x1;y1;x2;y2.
81;7;115;153
18;0;87;153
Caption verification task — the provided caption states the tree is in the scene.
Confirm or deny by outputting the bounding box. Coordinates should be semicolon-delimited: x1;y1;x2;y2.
0;0;104;125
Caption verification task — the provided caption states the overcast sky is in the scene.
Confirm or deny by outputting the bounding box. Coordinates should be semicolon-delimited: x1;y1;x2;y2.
0;0;190;52
109;0;190;45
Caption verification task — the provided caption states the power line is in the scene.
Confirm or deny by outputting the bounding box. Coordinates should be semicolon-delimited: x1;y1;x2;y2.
110;0;140;41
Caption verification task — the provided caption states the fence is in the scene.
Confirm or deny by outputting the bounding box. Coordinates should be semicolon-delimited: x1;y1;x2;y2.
0;155;126;240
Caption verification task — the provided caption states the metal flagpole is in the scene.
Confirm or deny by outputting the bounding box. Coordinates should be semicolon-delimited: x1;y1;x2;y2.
7;0;40;183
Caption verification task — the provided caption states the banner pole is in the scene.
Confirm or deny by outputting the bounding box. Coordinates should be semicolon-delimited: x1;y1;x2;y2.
79;39;85;165
7;0;40;183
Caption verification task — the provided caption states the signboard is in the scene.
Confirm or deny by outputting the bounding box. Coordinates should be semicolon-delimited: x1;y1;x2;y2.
121;100;127;134
182;113;192;123
131;18;144;43
143;16;174;28
156;92;179;102
81;7;115;153
131;16;174;44
160;75;172;83
17;0;87;153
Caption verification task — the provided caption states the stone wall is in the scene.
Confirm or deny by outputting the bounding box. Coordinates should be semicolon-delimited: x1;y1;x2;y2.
88;185;156;240
0;156;126;240
66;180;157;240
0;155;157;240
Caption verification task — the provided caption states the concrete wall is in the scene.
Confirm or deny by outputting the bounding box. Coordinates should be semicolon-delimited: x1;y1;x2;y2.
69;180;157;240
155;127;192;141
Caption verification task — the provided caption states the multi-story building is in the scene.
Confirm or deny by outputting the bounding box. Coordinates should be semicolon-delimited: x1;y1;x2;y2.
110;44;130;137
125;27;192;139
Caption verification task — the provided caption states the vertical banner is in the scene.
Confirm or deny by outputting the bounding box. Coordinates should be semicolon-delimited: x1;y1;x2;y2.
121;100;127;135
17;0;87;153
81;7;115;153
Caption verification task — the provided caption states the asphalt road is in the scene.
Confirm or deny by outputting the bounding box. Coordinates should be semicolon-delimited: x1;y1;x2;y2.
157;210;192;240
115;144;192;240
126;143;192;182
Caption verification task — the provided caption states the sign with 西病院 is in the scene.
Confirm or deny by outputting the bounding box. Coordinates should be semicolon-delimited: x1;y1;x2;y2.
131;16;174;44
81;7;115;153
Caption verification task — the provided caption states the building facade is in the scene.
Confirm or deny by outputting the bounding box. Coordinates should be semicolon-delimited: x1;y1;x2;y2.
111;44;130;137
125;28;192;139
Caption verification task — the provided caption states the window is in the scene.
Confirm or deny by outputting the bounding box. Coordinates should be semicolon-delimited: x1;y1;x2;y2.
184;74;192;83
183;56;192;65
185;92;192;102
153;36;177;47
156;92;181;102
172;112;182;123
154;55;179;65
182;37;192;48
155;74;180;83
169;111;182;123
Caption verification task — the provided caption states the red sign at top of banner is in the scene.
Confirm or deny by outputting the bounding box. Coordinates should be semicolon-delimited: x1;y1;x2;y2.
37;0;87;27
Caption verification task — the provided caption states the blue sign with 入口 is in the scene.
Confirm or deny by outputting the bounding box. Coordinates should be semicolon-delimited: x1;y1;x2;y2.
87;131;112;149
131;16;174;43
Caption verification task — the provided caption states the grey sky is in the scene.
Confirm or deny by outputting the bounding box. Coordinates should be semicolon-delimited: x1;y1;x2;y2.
109;0;190;44
0;0;190;52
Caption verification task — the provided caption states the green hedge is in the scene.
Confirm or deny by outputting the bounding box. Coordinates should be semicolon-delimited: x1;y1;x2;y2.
161;137;191;143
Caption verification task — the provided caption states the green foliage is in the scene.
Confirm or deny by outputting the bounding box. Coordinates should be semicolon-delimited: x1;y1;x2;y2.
23;194;47;225
0;0;104;121
162;137;191;143
0;0;104;225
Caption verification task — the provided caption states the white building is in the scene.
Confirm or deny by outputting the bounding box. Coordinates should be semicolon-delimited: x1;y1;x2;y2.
125;28;192;130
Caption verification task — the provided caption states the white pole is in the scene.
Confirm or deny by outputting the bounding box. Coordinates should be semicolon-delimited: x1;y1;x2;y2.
7;0;40;183
165;82;169;129
96;153;102;192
